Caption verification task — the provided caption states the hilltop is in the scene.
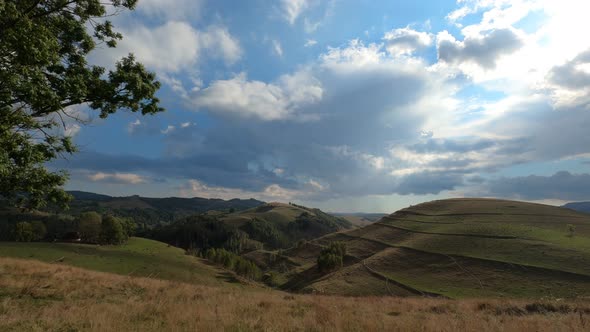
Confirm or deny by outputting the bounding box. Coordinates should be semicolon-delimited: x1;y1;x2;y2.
265;198;590;298
51;191;265;225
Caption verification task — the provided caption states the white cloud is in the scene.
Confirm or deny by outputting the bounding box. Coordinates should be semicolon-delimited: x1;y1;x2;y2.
437;28;523;69
280;0;312;24
199;26;242;65
383;27;433;56
272;39;283;57
161;125;176;135
89;172;147;184
136;0;203;20
304;39;318;47
127;119;142;134
190;71;323;121
116;21;201;73
94;22;241;74
179;179;304;201
64;124;81;137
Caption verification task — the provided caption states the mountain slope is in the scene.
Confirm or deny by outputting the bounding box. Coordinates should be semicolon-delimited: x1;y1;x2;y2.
271;198;590;298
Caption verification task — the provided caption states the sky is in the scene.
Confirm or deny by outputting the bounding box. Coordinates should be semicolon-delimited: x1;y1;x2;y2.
53;0;590;213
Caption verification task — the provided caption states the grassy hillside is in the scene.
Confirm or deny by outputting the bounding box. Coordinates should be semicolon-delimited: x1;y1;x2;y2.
220;202;353;248
0;237;238;287
271;198;590;298
2;257;589;331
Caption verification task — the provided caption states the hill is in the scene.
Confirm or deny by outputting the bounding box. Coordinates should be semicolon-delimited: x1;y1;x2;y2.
265;198;590;298
146;202;353;251
563;201;590;214
0;237;240;287
53;191;265;225
2;257;589;331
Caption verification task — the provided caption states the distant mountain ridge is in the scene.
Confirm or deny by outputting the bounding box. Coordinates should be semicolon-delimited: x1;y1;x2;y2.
562;202;590;214
59;191;265;225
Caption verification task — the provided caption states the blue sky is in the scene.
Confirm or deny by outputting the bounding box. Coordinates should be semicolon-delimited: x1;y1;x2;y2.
54;0;590;212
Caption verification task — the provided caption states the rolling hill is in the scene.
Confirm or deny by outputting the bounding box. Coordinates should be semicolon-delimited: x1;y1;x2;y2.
0;237;240;287
147;202;354;251
263;198;590;298
52;191;265;225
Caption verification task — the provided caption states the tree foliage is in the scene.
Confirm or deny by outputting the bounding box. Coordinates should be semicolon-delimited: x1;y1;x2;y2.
78;211;101;243
317;242;346;272
203;248;262;280
0;0;163;209
99;215;125;244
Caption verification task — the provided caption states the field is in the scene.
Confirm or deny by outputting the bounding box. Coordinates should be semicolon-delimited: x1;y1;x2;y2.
271;199;590;298
2;257;590;331
0;238;236;287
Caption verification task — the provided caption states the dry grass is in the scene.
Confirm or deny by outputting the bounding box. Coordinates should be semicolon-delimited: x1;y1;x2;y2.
1;258;590;331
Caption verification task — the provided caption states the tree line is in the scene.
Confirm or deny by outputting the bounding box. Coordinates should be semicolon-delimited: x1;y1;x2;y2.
0;211;135;245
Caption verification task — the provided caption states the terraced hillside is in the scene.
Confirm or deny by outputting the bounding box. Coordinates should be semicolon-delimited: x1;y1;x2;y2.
270;198;590;298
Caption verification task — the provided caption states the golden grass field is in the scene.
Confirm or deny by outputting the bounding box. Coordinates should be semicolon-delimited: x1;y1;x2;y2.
2;257;590;331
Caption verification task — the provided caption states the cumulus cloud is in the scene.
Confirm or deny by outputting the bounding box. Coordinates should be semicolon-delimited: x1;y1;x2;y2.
546;48;590;107
383;27;432;56
190;71;323;121
89;172;147;184
437;28;524;69
93;22;241;74
199;26;242;65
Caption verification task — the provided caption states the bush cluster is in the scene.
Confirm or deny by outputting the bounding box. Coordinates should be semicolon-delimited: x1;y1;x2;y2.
202;248;262;280
317;242;346;272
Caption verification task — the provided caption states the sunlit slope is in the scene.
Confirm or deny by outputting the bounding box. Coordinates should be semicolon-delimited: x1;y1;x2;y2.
280;198;590;298
0;237;235;287
220;202;352;248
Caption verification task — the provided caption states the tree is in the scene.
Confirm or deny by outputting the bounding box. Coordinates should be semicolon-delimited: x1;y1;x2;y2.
78;211;102;243
119;217;136;240
100;215;125;244
317;242;346;272
13;222;33;242
0;1;163;209
31;220;47;241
